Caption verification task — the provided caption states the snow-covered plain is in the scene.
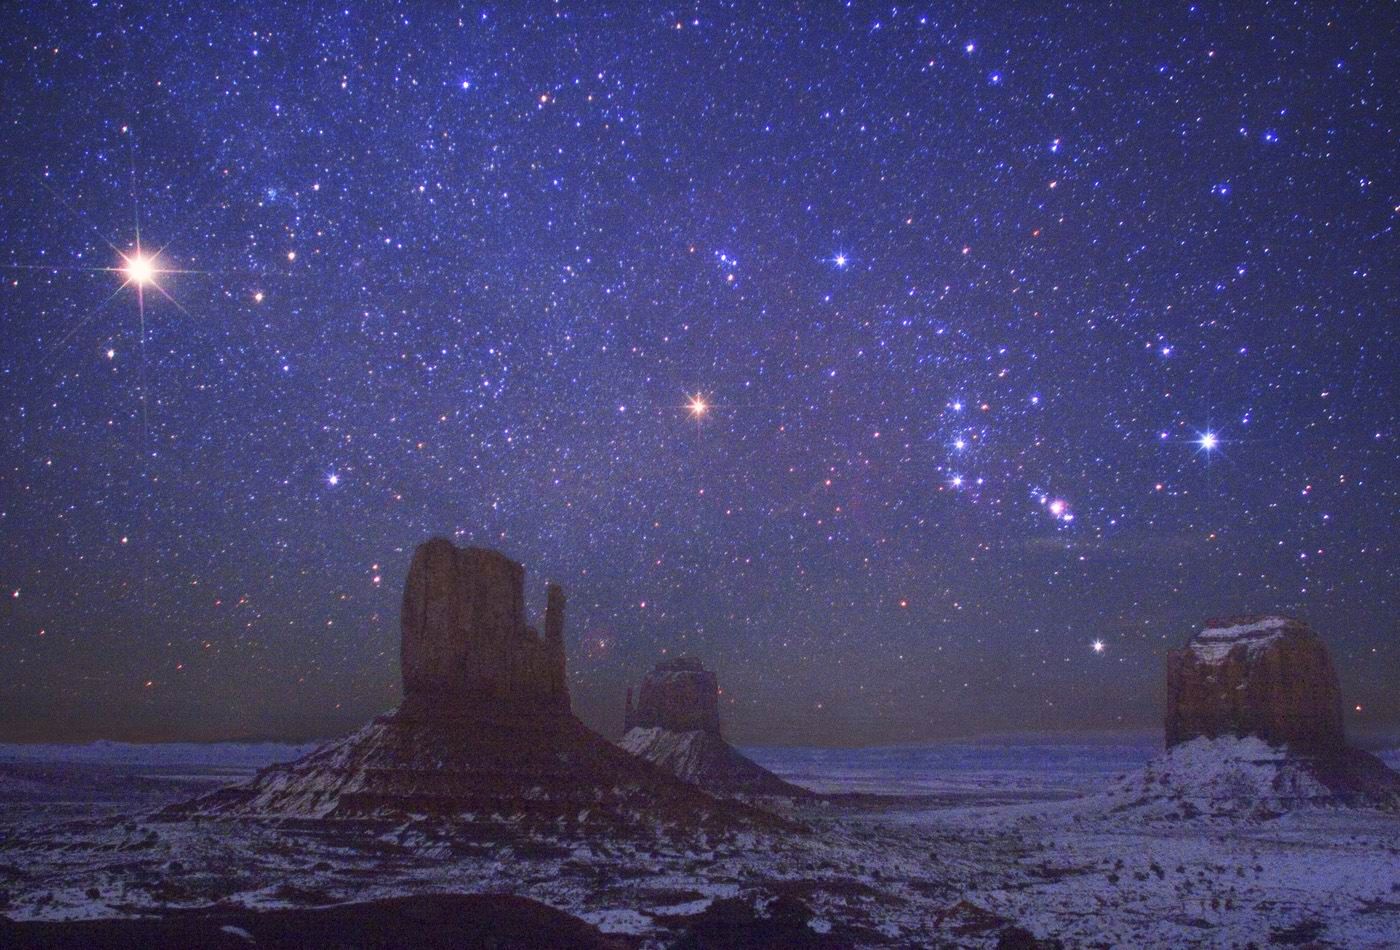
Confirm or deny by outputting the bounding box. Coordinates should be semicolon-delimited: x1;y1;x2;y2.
1;735;1397;947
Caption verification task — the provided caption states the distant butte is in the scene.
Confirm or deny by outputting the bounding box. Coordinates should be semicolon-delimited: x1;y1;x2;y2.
622;656;810;798
1162;614;1399;803
625;656;721;735
172;538;756;830
398;538;569;720
1166;614;1344;750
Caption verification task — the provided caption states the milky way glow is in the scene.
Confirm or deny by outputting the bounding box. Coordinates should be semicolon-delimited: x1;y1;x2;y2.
0;2;1392;748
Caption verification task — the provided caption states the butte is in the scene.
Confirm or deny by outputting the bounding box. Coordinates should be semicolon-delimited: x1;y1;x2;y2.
1162;613;1400;801
172;538;751;831
620;656;810;798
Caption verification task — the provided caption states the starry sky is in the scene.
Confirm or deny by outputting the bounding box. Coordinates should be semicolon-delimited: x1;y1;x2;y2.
1;2;1395;745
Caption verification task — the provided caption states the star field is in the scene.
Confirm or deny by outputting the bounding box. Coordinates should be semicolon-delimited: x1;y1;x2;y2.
0;3;1395;744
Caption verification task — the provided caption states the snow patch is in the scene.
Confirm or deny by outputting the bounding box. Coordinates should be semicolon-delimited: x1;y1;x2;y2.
621;727;710;783
1087;735;1336;819
1190;616;1291;663
584;907;652;934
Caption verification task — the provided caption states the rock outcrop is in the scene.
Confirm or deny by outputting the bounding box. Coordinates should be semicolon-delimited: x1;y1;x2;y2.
0;894;630;950
173;539;754;831
620;657;809;798
399;538;567;718
1166;615;1344;750
1139;614;1400;812
624;656;721;735
1091;735;1400;820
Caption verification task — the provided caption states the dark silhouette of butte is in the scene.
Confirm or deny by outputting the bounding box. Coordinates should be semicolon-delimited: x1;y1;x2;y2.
621;656;809;797
176;538;746;828
1165;614;1399;799
398;539;569;719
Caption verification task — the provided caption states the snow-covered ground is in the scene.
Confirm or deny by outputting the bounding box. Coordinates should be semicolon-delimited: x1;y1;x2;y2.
0;741;314;766
743;733;1160;798
1;736;1396;947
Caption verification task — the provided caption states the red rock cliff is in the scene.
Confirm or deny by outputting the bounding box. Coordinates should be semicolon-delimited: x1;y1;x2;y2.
1165;615;1345;751
400;537;568;718
624;656;722;735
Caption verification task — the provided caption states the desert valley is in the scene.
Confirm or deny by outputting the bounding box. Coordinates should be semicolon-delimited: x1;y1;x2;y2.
2;540;1396;948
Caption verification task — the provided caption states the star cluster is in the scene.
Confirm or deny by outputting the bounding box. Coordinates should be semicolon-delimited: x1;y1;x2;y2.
0;3;1394;743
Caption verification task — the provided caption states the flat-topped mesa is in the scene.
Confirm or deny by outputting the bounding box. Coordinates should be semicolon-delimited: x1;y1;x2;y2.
621;656;810;798
1165;614;1344;750
399;537;568;720
624;655;721;735
1113;612;1400;813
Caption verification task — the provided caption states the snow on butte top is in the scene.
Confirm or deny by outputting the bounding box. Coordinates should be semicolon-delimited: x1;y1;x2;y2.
1190;614;1298;663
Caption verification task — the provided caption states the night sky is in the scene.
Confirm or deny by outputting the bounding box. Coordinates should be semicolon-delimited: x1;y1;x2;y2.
1;3;1395;746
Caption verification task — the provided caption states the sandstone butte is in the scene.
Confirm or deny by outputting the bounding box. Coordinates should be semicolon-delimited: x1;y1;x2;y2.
621;656;810;798
172;538;761;831
1164;613;1399;800
1166;614;1345;750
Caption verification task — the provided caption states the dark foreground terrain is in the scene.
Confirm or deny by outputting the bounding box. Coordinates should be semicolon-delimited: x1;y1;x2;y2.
0;894;626;950
2;739;1398;947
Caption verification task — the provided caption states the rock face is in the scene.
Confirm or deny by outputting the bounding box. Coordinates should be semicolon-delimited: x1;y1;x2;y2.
624;656;721;735
621;657;808;798
173;539;754;831
399;538;567;718
1151;614;1400;810
1165;615;1344;750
